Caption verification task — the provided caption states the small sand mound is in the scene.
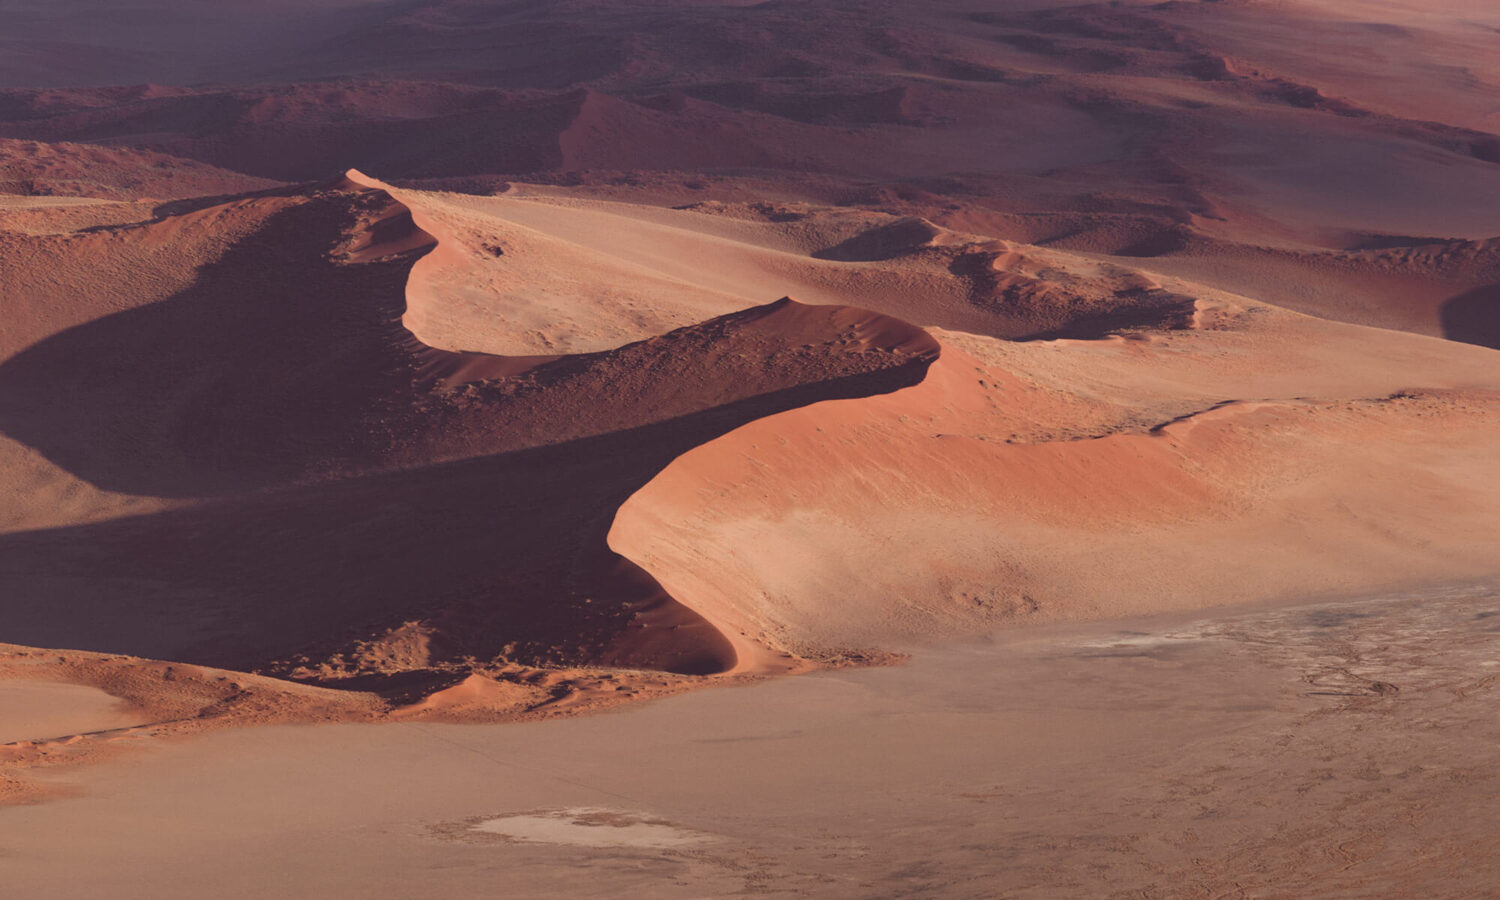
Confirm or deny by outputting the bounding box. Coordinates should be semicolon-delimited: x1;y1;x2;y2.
391;675;544;720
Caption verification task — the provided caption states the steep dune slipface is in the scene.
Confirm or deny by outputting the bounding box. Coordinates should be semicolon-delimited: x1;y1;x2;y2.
5;170;1497;686
0;173;940;684
611;305;1500;662
0;185;308;531
0;181;438;497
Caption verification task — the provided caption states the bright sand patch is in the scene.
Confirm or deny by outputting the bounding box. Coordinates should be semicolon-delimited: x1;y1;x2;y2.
0;681;141;744
469;808;708;848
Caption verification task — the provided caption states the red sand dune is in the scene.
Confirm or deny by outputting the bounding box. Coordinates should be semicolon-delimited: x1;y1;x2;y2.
614;319;1500;663
0;173;940;687
2;167;1496;694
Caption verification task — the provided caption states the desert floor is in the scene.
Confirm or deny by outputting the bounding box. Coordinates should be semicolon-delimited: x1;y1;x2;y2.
5;583;1498;898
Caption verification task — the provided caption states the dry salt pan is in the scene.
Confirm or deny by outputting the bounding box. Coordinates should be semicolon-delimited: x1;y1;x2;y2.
470;808;710;849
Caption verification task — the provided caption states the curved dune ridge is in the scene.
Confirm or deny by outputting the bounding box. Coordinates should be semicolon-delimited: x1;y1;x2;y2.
610;322;1500;662
0;168;947;694
0;162;1498;765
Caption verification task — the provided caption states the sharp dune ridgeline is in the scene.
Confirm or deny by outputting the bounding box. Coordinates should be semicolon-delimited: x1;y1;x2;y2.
0;171;943;686
3;162;1496;713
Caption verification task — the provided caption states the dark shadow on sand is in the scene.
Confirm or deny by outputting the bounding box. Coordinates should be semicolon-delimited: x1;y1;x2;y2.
1440;285;1500;351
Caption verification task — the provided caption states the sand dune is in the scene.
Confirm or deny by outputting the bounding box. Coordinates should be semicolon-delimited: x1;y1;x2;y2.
3;168;1496;691
613;313;1500;660
393;184;1230;353
0;174;942;690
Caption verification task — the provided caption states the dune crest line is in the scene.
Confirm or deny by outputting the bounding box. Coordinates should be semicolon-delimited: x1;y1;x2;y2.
0;169;942;689
348;168;949;676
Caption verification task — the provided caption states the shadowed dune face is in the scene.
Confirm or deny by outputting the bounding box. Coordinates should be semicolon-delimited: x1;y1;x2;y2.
1442;285;1500;350
0;188;428;496
0;349;933;677
0;178;939;680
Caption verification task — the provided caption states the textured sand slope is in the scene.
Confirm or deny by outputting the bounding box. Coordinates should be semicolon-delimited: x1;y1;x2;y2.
612;305;1500;659
4;169;1498;686
390;186;1232;354
0;174;939;684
